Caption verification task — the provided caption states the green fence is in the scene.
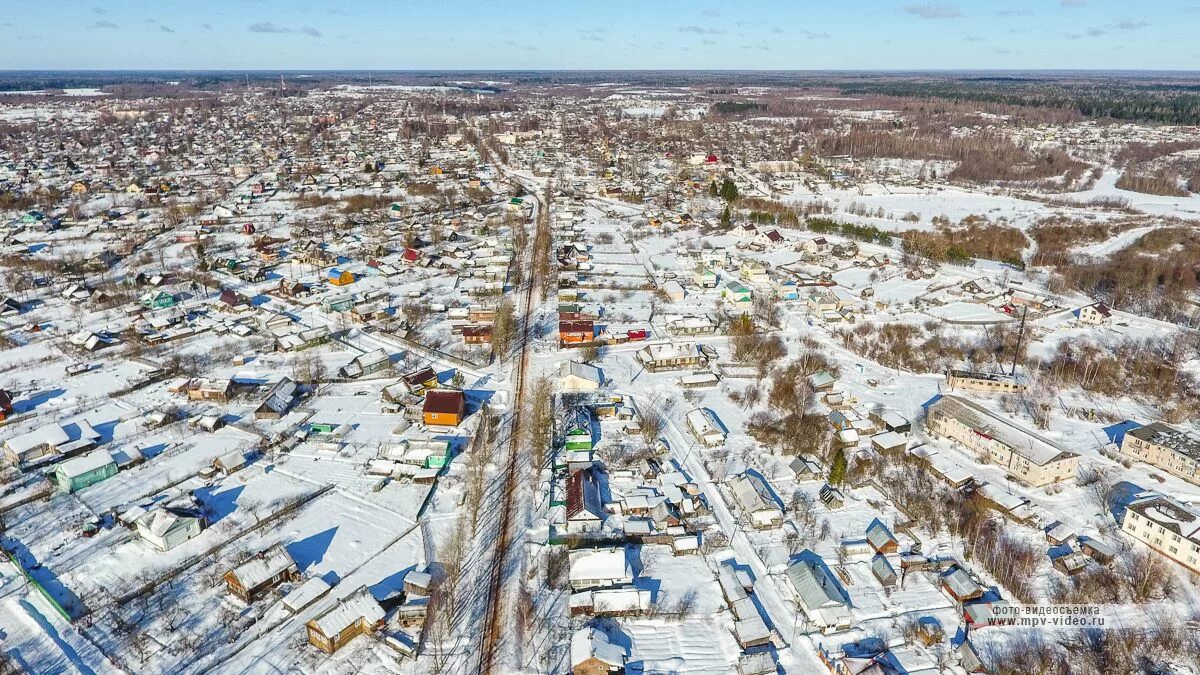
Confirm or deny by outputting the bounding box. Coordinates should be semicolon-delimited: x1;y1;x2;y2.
4;550;75;623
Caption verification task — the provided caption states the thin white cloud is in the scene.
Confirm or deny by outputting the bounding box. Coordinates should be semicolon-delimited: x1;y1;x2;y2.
678;25;724;35
1116;19;1149;30
301;26;322;37
90;20;118;29
248;21;292;34
902;3;963;19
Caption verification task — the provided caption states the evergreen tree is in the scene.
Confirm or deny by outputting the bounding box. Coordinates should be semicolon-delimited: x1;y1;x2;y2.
720;205;731;228
709;180;719;197
828;448;847;486
719;177;739;202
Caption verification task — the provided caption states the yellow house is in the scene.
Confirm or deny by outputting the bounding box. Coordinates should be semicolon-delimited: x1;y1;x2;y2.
125;182;143;194
429;166;444;176
71;181;88;194
327;269;355;286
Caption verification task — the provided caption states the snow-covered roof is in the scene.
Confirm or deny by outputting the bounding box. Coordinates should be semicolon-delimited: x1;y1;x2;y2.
6;423;70;456
55;448;115;479
283;577;332;613
570;626;626;668
309;586;384;638
559;360;602;384
786;554;851;628
929;394;1075;466
229;544;296;590
568;548;630;583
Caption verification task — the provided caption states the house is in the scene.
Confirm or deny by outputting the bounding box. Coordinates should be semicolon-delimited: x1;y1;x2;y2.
819;483;845;509
188;378;234;403
723;280;753;308
52;449;118;492
728;473;783;529
809;370;838;392
140;290;176;309
790;455;823;480
339;349;392;379
383;437;452;469
462;325;493;345
872;555;898;588
785;554;852;632
214;449;245;474
940;565;985;603
10;419;100;465
865;519;899;554
135;505;205;552
925;395;1079;487
1079;536;1117;565
0;297;21;316
224;544;299;603
571;626;628;675
1053;552;1090;576
685;408;726;447
1118;421;1200;487
564;407;594;452
635;342;712;372
1074;302;1112;325
327;268;355;286
320;294;357;316
774;278;799;301
569;548;634;591
869;410;911;435
661;280;685;302
560;320;595;346
402;367;439;393
559;361;603;392
423;389;465;427
305;586;386;654
218;289;250;311
694;269;719;288
1121;491;1200;574
566;468;605;533
254;377;299;420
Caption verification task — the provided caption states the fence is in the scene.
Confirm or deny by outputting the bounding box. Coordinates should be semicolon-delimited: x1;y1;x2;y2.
3;550;74;623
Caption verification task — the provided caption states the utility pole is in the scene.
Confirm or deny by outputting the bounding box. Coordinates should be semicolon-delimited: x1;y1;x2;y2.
1010;306;1028;377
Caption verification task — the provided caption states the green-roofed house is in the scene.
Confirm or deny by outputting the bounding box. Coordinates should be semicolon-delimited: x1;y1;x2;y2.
140;290;176;309
53;449;118;493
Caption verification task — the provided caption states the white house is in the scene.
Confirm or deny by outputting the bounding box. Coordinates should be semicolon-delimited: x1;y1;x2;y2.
728;473;784;529
558;361;603;393
786;554;853;632
1074;302;1112;325
686;408;727;447
135;506;205;552
568;548;634;591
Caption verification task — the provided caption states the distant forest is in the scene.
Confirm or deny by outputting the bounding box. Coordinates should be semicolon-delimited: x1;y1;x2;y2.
837;78;1200;125
2;70;1199;123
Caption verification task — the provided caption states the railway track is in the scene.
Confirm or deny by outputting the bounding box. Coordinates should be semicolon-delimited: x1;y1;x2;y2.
477;176;551;674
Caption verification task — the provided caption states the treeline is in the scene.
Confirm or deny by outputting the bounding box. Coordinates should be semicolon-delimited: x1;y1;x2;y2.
1054;226;1200;322
711;101;766;115
900;224;1028;267
812;128;1082;184
808;217;894;246
839;79;1200;125
1028;217;1114;267
1045;336;1199;421
1115;167;1189;197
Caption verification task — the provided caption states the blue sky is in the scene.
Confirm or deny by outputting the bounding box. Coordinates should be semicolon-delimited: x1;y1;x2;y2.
1;1;1195;70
